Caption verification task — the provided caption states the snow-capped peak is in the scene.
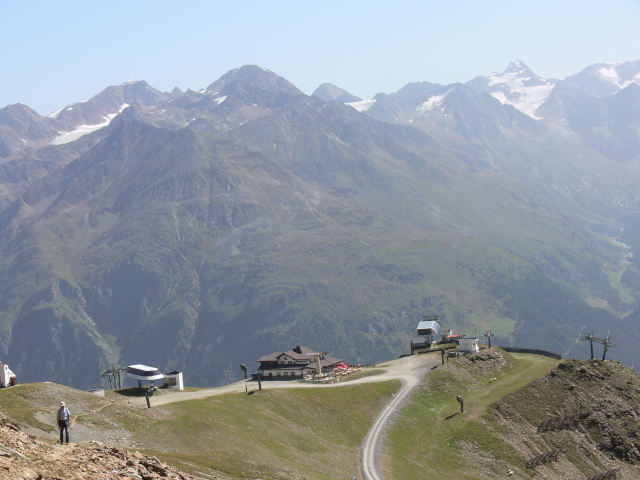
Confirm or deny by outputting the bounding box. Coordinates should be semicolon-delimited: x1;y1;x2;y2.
483;61;555;119
502;60;535;77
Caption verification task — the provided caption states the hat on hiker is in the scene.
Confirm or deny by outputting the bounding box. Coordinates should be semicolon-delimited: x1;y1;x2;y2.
60;402;65;406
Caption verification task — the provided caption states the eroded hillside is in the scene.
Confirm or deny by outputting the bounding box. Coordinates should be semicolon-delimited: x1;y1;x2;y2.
492;358;640;477
385;351;640;479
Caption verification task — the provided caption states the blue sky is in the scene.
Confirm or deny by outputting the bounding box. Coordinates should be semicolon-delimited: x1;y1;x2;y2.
2;0;640;116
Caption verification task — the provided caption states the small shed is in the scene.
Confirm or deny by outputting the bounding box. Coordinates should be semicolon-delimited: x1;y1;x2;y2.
125;364;164;388
459;337;479;354
0;363;17;388
163;371;184;390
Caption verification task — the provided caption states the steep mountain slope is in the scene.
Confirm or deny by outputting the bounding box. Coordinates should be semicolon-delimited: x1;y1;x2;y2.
540;82;640;163
536;60;640;164
0;104;61;156
2;120;328;385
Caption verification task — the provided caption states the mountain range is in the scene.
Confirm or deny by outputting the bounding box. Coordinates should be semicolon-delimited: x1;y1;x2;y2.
1;60;640;388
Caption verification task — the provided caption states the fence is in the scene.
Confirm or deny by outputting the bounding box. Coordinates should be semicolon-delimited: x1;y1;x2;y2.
499;346;562;359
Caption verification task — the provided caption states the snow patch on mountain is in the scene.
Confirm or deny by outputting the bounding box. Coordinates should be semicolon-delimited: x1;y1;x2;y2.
346;99;376;112
416;89;452;115
597;65;640;90
48;108;64;119
49;103;129;145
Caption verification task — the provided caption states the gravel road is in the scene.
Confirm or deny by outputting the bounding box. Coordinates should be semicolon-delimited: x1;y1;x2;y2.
360;354;439;480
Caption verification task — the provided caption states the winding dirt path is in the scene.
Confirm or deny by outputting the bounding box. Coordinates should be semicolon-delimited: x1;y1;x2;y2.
70;402;111;427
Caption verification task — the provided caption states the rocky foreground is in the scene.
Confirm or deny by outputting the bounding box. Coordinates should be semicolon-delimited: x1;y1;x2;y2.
0;416;202;480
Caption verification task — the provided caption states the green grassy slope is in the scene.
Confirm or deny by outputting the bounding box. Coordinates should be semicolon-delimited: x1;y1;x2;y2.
385;351;560;479
0;380;399;480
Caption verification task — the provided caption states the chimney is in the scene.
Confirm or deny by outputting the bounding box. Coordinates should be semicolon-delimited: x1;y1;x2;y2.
293;346;302;354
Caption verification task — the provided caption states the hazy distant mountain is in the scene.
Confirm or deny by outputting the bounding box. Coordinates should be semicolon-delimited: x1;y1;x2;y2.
563;60;640;97
312;83;361;103
0;103;61;155
536;61;640;163
47;80;169;146
366;59;640;167
393;81;443;100
2;61;640;389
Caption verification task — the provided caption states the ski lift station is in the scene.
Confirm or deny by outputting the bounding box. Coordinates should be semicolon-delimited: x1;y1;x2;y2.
411;315;440;353
125;364;165;388
125;364;184;390
416;316;440;341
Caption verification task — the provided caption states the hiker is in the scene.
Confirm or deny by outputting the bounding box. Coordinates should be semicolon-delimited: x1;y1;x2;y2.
57;402;71;444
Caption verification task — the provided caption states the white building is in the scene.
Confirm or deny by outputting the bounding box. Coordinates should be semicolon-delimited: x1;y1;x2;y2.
414;315;440;344
163;371;184;390
459;337;479;354
0;363;17;388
